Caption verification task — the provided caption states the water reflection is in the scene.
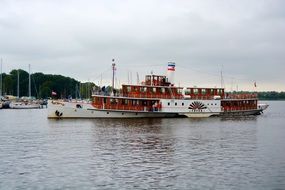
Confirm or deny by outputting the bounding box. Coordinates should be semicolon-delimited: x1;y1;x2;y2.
87;118;177;188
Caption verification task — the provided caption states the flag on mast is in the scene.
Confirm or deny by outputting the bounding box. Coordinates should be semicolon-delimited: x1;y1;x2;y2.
254;82;257;88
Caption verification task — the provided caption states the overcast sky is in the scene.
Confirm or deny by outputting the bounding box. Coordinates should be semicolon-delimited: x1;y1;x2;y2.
0;0;284;91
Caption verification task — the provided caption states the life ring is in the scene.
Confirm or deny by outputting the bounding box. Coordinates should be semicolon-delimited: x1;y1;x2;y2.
55;110;63;117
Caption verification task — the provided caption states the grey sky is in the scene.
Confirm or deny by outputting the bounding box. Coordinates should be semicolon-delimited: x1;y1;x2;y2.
0;0;284;91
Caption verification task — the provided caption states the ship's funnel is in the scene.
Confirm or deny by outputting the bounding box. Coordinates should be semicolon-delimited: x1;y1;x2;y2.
167;62;175;85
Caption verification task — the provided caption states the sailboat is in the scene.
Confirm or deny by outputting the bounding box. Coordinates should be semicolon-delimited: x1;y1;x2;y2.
0;59;2;109
9;65;41;109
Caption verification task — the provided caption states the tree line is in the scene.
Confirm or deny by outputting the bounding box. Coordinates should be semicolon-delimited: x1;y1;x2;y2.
257;91;285;100
1;69;284;100
0;69;96;99
229;91;285;100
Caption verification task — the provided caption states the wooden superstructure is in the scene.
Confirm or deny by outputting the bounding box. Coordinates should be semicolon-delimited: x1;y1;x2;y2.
92;74;259;114
47;64;267;119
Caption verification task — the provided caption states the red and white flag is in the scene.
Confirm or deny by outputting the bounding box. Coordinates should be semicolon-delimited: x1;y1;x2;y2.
168;62;175;71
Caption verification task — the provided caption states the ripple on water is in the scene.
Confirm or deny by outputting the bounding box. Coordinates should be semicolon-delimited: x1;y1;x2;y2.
0;102;285;189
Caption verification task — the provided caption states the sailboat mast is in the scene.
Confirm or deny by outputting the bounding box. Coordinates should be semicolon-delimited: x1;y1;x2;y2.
17;69;20;98
0;58;2;97
28;64;31;98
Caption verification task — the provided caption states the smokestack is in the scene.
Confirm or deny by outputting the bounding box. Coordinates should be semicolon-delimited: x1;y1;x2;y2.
167;62;175;85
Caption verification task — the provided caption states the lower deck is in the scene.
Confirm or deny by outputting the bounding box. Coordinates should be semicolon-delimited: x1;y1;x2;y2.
47;98;265;119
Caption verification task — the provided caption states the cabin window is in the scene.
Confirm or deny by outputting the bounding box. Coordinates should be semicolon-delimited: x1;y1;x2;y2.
122;99;128;105
111;98;117;104
177;88;183;94
104;98;107;103
202;89;206;95
175;102;177;106
127;86;131;92
185;89;191;95
182;103;184;106
193;89;199;95
160;88;165;93
140;87;147;93
151;87;156;93
210;89;214;95
168;102;170;106
132;100;138;106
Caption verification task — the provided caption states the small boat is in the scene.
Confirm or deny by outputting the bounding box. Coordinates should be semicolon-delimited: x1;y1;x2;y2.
9;101;41;109
8;65;42;109
48;62;269;119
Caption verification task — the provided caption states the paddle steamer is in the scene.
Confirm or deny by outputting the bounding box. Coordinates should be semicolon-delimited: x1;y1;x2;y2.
48;62;268;118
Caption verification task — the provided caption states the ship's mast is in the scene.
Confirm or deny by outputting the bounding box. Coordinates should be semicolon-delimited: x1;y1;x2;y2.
112;59;116;91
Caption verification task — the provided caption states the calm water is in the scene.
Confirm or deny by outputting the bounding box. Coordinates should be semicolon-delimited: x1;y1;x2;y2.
0;101;285;190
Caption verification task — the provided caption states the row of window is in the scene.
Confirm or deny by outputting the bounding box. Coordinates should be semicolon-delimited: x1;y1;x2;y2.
166;102;218;106
126;86;224;95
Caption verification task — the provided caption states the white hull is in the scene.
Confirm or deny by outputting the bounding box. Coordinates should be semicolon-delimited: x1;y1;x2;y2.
10;102;41;109
47;101;177;118
183;112;220;118
258;103;269;111
47;100;269;119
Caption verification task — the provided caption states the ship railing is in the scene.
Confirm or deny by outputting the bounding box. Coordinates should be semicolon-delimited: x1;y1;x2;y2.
222;106;257;111
223;94;258;99
121;93;220;100
92;91;111;96
124;93;184;99
93;91;248;101
93;104;162;112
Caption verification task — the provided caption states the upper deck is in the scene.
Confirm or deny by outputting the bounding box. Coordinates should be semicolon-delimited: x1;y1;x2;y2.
92;74;257;101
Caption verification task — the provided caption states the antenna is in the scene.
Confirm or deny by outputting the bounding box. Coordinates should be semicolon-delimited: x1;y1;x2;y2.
230;77;234;92
136;72;139;85
220;65;224;89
